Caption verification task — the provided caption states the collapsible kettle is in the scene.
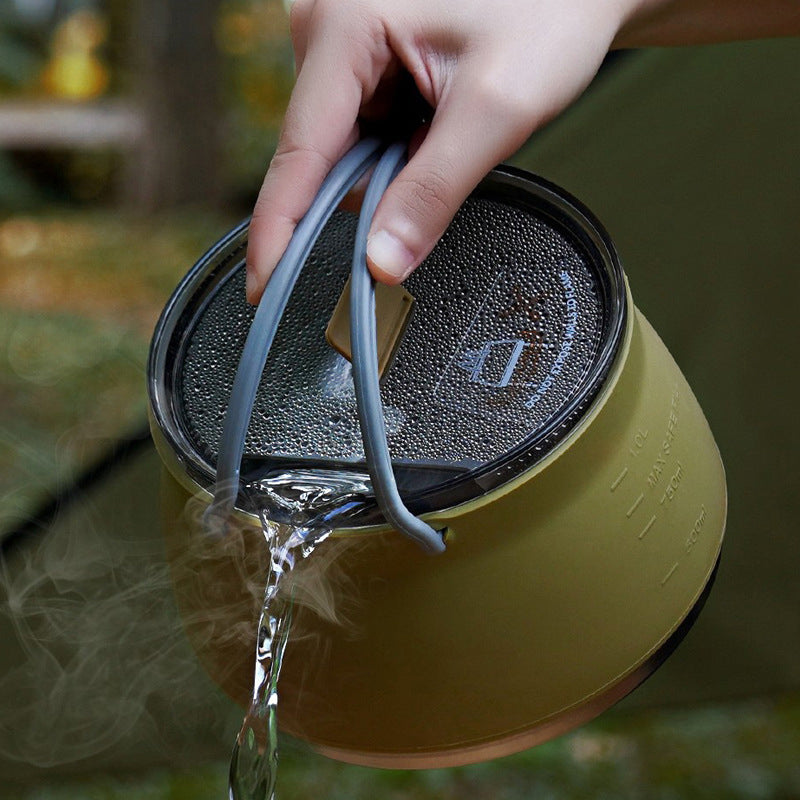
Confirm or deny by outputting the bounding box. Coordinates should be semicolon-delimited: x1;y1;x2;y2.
148;141;726;768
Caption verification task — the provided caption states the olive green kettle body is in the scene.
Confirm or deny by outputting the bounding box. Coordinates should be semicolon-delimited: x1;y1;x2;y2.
148;166;726;768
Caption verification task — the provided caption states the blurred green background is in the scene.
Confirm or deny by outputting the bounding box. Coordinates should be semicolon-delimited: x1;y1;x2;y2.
0;1;798;798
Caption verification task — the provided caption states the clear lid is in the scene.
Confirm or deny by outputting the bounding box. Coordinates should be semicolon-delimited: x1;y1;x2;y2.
148;167;627;523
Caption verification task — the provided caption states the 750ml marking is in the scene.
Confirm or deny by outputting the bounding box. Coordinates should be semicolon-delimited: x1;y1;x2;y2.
626;493;645;518
659;462;684;506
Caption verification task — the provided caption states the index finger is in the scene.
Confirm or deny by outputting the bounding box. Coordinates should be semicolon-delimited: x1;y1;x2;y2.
245;29;369;303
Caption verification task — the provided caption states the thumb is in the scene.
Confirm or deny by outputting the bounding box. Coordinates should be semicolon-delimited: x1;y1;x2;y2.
366;75;534;284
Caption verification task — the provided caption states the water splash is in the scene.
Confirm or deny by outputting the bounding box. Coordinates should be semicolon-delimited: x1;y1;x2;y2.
227;469;370;800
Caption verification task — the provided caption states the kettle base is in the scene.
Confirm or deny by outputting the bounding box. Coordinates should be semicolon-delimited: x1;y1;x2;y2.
311;556;720;770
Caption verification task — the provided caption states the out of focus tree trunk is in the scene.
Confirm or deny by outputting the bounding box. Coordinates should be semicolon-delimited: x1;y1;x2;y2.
125;0;224;210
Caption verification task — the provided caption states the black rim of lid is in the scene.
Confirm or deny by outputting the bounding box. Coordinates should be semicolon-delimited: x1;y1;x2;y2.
148;165;628;524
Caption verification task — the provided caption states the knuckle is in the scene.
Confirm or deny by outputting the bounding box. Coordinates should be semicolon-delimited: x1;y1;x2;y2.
271;139;334;178
472;70;537;131
250;191;275;224
396;167;454;223
308;0;380;49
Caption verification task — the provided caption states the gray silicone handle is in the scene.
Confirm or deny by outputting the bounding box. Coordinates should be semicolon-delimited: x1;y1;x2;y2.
208;138;446;554
207;138;381;527
349;143;447;554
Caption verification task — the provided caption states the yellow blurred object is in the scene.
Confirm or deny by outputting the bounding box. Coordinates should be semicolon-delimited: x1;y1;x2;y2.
41;53;109;100
40;9;110;100
54;9;108;51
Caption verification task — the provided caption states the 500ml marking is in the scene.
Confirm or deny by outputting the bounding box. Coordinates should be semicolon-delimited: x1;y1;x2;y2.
686;505;707;553
662;504;708;588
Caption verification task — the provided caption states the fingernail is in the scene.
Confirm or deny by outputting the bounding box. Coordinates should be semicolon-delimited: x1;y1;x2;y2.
366;230;415;280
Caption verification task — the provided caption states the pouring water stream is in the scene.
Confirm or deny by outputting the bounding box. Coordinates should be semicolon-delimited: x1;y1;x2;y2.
226;470;371;800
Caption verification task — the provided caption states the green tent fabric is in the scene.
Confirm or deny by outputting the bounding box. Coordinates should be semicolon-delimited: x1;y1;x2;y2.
510;38;800;707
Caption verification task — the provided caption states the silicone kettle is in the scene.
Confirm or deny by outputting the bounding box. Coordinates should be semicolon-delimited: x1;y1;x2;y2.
148;140;726;768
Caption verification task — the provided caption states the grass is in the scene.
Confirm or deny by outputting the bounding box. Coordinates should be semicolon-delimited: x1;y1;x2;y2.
4;694;800;799
0;209;235;529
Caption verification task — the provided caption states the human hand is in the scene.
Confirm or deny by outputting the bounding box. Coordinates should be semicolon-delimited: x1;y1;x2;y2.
245;0;641;303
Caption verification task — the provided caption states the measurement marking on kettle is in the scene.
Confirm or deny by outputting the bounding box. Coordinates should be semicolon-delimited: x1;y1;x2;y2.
638;515;657;540
628;428;649;458
646;392;681;487
626;493;645;518
610;467;629;492
659;462;684;506
661;563;679;586
685;505;707;553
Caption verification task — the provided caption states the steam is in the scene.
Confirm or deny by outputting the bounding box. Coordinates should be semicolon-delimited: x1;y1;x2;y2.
175;476;370;687
0;486;237;770
240;467;373;633
0;464;372;772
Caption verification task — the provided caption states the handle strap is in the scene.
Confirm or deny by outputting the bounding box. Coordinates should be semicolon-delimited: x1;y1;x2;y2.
208;139;446;554
349;143;446;553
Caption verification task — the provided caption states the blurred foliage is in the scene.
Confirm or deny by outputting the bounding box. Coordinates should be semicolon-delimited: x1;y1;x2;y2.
0;148;123;210
0;0;118;206
0;211;235;530
0;153;40;208
0;0;294;209
216;0;294;193
3;693;800;799
0;0;48;94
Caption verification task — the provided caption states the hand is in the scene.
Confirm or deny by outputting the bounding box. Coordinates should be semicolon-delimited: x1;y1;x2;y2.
245;0;641;303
